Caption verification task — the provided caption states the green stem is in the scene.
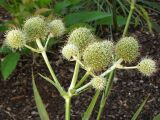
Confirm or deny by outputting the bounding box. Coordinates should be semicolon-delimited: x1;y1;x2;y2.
101;58;123;77
65;57;80;120
76;81;92;93
65;97;71;120
69;60;80;90
96;71;115;120
35;39;61;87
122;0;136;37
75;71;90;88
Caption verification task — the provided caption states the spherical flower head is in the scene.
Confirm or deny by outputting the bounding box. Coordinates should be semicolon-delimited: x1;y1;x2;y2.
115;37;139;62
68;27;96;53
62;44;79;60
49;19;65;37
137;58;156;76
83;41;114;71
92;76;106;90
4;29;25;50
23;16;47;41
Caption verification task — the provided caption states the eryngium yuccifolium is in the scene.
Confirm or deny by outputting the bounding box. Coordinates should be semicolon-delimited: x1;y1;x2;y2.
92;76;106;90
115;37;139;62
24;16;47;40
83;41;114;71
62;44;79;60
5;29;25;50
68;27;96;53
49;19;65;37
137;58;156;76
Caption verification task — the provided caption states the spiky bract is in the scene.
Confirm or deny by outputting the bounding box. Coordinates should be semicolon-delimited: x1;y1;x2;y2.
115;37;139;62
137;58;156;76
5;29;25;50
62;44;79;60
83;41;114;71
23;16;47;40
68;27;96;53
49;19;65;37
92;76;106;90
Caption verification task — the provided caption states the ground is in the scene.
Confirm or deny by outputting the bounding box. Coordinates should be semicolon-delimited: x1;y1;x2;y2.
0;7;160;120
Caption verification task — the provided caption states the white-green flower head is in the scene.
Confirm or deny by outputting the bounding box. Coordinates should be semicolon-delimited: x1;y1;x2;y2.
23;16;47;40
115;37;139;62
83;41;114;71
4;29;26;50
137;58;156;76
49;19;65;37
62;44;79;60
68;27;96;53
92;76;106;90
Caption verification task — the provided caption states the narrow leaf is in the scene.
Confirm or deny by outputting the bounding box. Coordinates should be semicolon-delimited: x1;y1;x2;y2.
142;1;160;11
1;53;20;80
82;90;100;120
32;73;50;120
138;6;152;32
131;95;149;120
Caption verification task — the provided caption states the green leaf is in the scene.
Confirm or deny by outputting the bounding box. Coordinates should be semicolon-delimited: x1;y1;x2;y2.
64;11;112;26
0;24;7;32
131;95;149;120
32;73;50;120
54;0;71;14
0;0;5;6
138;6;152;32
96;16;127;26
142;1;160;11
1;53;20;80
153;113;160;120
0;46;12;54
82;90;100;120
151;21;160;32
37;0;52;7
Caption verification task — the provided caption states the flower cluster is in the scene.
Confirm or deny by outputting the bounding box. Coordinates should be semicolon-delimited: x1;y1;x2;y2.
4;16;65;50
62;28;157;90
4;16;157;91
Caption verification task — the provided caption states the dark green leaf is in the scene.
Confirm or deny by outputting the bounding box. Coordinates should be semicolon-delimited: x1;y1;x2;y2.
0;0;5;6
0;46;12;54
0;24;7;31
32;73;50;120
37;0;52;7
67;23;95;33
151;21;160;32
1;53;20;80
54;0;71;13
131;95;149;120
153;113;160;120
142;1;160;11
47;38;59;49
96;16;127;26
82;90;100;120
64;11;112;26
